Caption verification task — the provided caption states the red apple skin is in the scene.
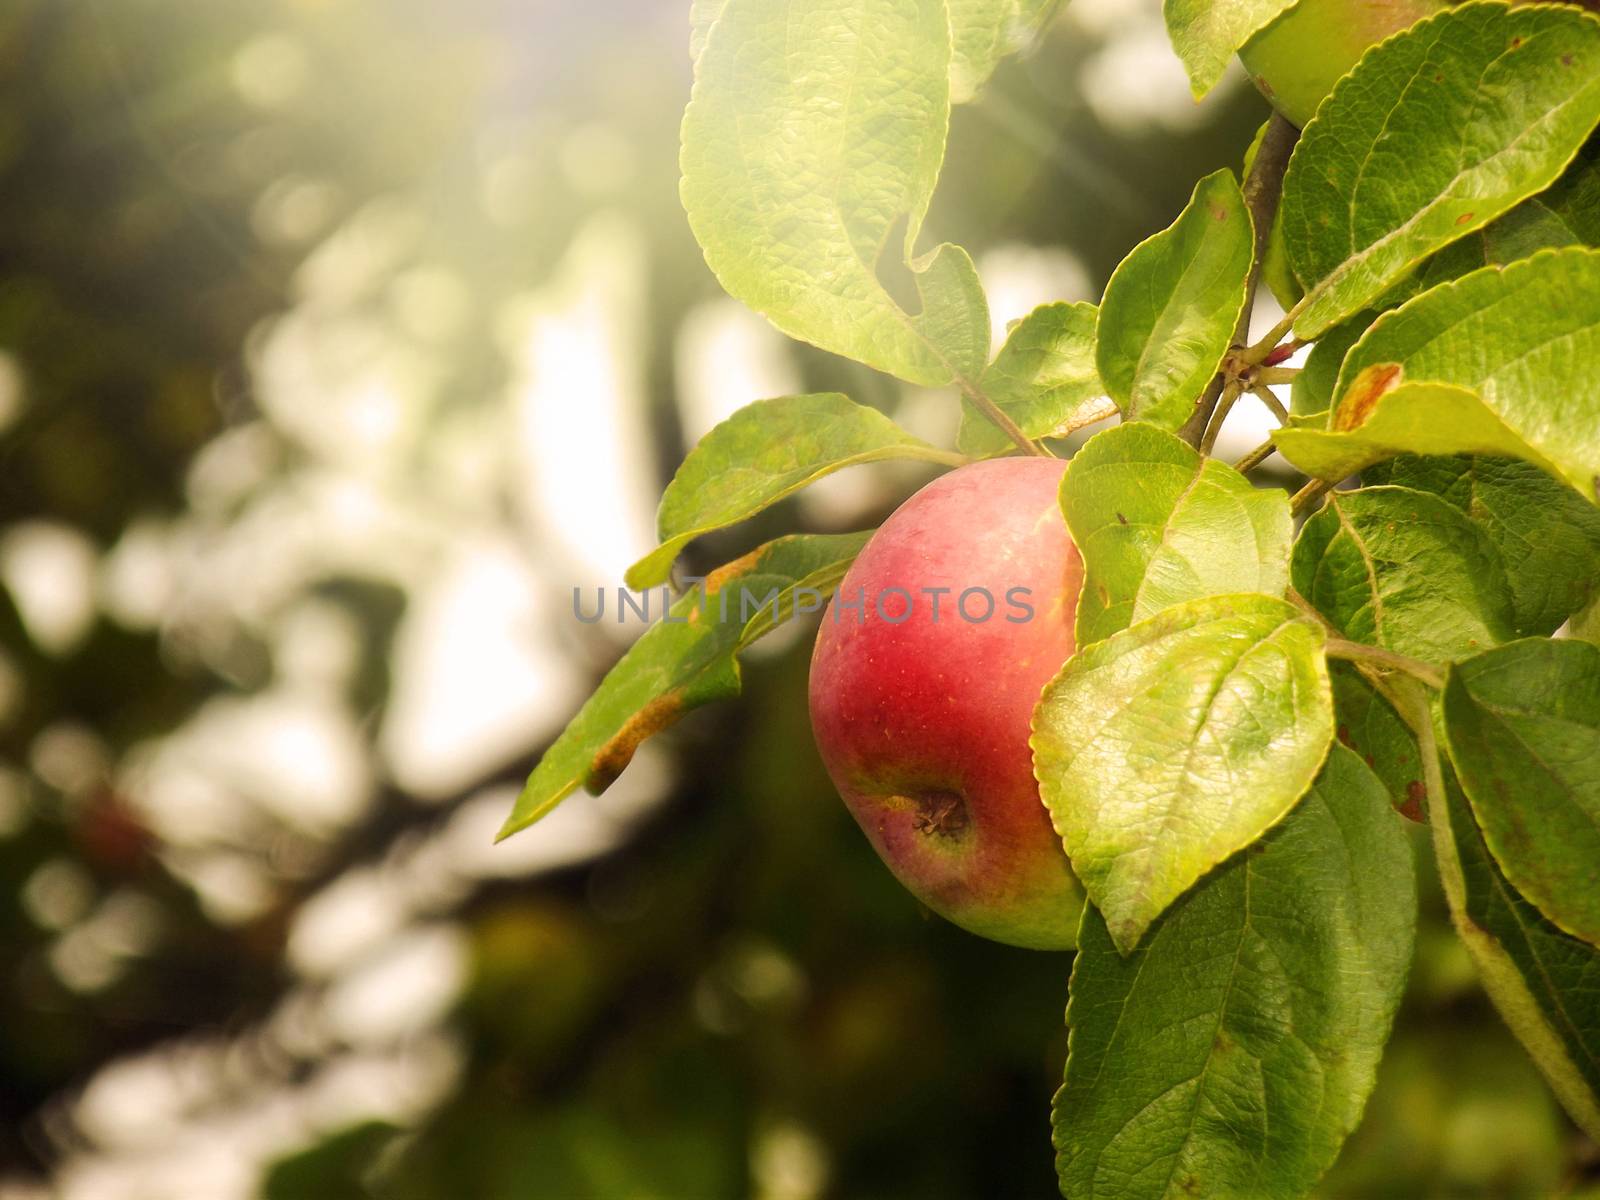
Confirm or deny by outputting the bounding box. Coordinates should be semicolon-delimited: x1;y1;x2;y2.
808;457;1085;950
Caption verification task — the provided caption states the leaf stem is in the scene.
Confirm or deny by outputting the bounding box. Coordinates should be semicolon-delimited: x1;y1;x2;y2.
1290;477;1332;514
1177;114;1299;450
1238;310;1299;367
1252;366;1299;387
956;373;1051;457
1324;638;1445;691
1233;438;1278;474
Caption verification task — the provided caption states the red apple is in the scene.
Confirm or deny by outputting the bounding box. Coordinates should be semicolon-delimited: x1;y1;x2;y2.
808;456;1085;950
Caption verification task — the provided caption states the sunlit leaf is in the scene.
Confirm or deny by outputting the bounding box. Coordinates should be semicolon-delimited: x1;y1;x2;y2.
1054;746;1414;1200
1060;422;1291;646
501;533;869;840
1096;170;1254;432
1444;638;1600;949
1275;249;1600;498
957;301;1114;457
1281;4;1600;337
681;0;990;386
948;0;1061;101
627;393;955;589
1031;593;1333;954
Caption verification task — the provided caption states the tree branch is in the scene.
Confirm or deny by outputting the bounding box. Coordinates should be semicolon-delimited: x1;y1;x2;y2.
1178;114;1299;449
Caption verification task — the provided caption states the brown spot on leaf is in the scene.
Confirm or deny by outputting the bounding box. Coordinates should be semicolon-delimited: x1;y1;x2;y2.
1455;212;1475;226
587;692;688;791
1337;724;1354;749
1334;363;1403;431
1116;511;1128;526
1400;780;1427;824
1510;35;1524;49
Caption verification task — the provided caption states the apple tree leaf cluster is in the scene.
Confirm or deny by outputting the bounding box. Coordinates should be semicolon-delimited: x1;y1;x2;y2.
503;0;1600;1192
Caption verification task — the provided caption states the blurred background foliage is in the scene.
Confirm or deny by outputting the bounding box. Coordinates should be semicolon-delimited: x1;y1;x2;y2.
0;0;1594;1196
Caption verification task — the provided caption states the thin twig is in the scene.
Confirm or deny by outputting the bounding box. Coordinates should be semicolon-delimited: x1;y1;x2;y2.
1177;113;1299;449
1239;310;1299;367
1233;438;1278;474
1252;366;1299;387
1199;381;1243;456
1251;385;1289;424
1290;477;1332;514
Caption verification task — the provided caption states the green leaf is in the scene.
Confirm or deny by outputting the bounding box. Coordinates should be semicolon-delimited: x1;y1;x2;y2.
1365;455;1600;637
1161;0;1298;99
1095;170;1254;432
626;393;955;590
957;302;1115;457
1059;422;1292;646
1443;638;1600;949
948;0;1061;102
1289;311;1375;422
1380;193;1590;309
1031;593;1333;954
1432;769;1600;1140
1330;661;1425;820
500;533;869;840
1291;486;1515;667
681;0;990;386
1275;249;1600;498
1280;4;1600;337
1053;745;1415;1200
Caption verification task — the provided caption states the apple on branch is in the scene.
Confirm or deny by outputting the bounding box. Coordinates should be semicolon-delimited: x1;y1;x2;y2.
808;457;1086;951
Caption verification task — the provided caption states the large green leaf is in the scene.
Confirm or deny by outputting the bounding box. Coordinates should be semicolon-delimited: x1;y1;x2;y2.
1031;593;1333;955
957;301;1115;457
681;0;990;387
1053;746;1415;1200
626;393;956;589
1291;486;1515;667
1431;769;1600;1140
1161;0;1298;99
1095;170;1254;432
1059;422;1291;646
500;533;869;840
1280;4;1600;337
1366;455;1600;637
1276;250;1600;498
948;0;1060;101
1443;638;1600;949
